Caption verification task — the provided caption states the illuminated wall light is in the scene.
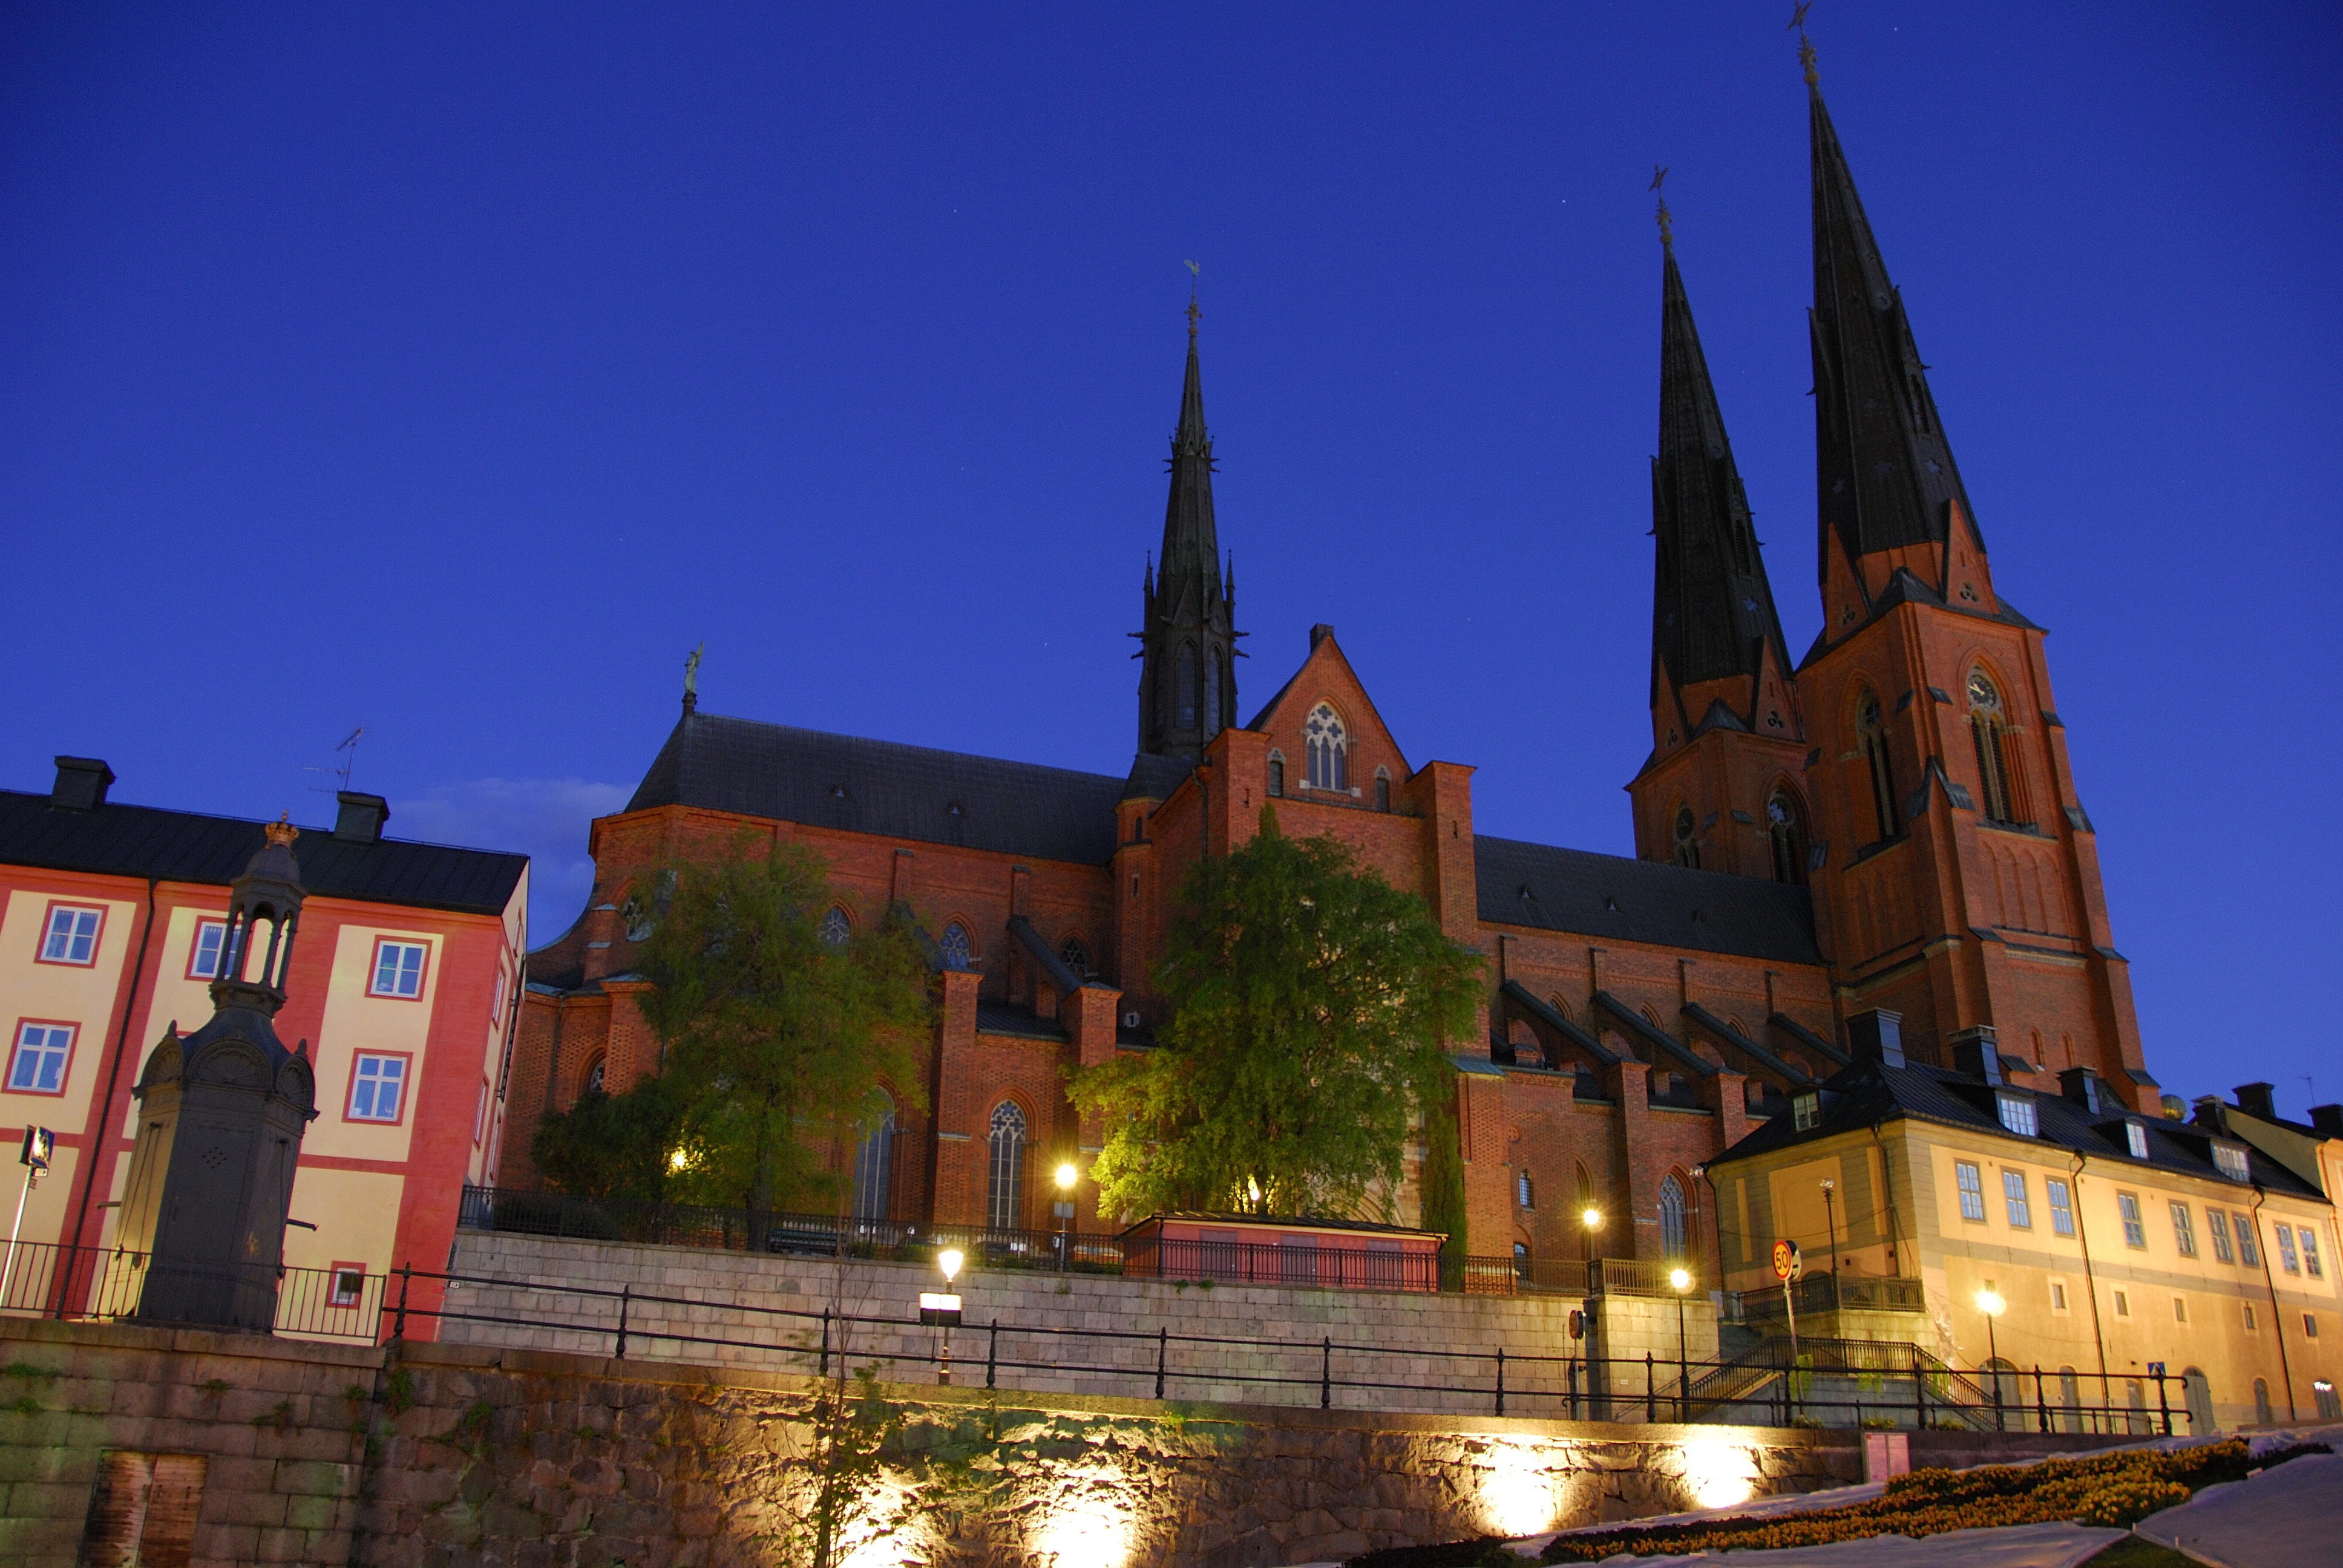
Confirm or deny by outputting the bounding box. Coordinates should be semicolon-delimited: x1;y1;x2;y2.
833;1474;928;1568
1475;1439;1567;1538
1032;1466;1138;1568
1676;1439;1758;1511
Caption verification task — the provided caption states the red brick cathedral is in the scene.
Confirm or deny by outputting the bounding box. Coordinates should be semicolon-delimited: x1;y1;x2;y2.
503;70;2158;1284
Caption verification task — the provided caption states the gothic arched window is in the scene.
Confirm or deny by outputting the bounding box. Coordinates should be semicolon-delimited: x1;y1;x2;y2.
1659;1174;1688;1259
1304;705;1347;792
583;1056;606;1097
819;906;851;947
1374;768;1391;812
1205;647;1222;736
1058;936;1088;978
986;1100;1027;1231
1175;643;1199;731
852;1091;895;1221
1858;691;1899;843
938;922;972;971
1967;670;2028;825
1672;806;1700;870
1766;792;1805;886
1267;753;1285;797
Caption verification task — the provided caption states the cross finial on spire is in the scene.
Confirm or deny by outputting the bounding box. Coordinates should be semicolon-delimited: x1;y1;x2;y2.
1650;165;1673;246
1790;1;1818;85
1184;259;1202;340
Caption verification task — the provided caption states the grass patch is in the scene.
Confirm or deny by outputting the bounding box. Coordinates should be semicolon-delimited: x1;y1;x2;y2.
2080;1538;2201;1568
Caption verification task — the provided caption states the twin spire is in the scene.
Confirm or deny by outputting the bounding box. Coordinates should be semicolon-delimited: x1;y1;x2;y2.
1650;27;1980;711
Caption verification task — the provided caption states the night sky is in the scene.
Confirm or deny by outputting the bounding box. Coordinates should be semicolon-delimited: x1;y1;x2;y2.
4;5;2336;1118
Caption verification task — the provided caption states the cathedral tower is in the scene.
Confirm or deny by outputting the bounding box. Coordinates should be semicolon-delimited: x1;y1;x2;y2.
1791;47;2154;1105
1628;205;1810;883
1135;299;1240;761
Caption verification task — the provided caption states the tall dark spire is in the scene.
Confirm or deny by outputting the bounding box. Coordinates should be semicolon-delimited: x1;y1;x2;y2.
1807;66;1980;593
1651;230;1790;715
1136;294;1239;759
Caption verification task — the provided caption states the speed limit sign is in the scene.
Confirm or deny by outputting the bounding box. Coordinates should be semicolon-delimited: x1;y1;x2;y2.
1772;1238;1803;1281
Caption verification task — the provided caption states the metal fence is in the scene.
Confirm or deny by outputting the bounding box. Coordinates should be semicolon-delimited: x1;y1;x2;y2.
461;1185;1610;1296
380;1259;2197;1434
0;1241;387;1341
1735;1274;1930;1321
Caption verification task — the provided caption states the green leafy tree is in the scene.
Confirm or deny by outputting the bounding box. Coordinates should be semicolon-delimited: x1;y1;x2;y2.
531;1072;690;1205
634;837;934;1246
1071;805;1483;1226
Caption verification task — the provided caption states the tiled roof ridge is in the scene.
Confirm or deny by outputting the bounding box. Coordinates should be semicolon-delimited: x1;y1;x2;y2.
0;789;527;865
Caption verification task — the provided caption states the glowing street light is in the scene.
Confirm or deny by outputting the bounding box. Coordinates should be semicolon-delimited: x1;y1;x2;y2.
1975;1287;2008;1430
1671;1267;1694;1420
925;1249;966;1385
1580;1204;1604;1265
1054;1162;1078;1273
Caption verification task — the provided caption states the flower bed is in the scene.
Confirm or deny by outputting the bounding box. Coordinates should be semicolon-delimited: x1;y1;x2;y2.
1530;1440;2328;1562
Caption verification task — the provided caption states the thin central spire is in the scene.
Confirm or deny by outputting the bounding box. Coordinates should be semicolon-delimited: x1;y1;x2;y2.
1136;284;1239;760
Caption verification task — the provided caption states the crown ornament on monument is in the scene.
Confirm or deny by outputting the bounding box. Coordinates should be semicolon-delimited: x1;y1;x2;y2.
264;812;299;848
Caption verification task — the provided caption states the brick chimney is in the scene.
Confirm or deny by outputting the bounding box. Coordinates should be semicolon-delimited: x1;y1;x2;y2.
51;756;114;810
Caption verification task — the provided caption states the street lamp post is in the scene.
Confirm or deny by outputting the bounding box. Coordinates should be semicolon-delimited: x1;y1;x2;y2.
934;1249;964;1386
1054;1162;1078;1273
1670;1267;1693;1421
1820;1178;1839;1308
1976;1287;2007;1431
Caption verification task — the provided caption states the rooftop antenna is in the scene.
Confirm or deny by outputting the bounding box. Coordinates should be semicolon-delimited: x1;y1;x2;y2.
304;727;364;796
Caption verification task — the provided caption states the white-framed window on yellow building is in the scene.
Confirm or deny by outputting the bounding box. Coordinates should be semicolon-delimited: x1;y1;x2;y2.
2207;1208;2235;1263
2125;1122;2149;1160
2275;1226;2300;1275
2114;1290;2131;1317
2300;1227;2324;1278
2233;1213;2260;1268
2171;1203;2197;1257
2212;1143;2250;1181
2118;1192;2146;1249
1996;1093;2039;1137
1956;1160;1986;1221
2046;1178;2075;1236
6;1022;76;1096
37;903;103;966
2049;1279;2070;1315
2004;1170;2031;1228
188;918;228;980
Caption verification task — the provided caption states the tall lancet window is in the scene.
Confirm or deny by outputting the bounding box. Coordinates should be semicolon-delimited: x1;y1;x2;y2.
1175;643;1199;730
1967;671;2028;825
1767;792;1805;886
986;1100;1027;1231
852;1091;895;1221
1205;647;1222;736
1858;693;1899;844
1305;705;1347;792
1672;806;1700;870
1659;1174;1689;1260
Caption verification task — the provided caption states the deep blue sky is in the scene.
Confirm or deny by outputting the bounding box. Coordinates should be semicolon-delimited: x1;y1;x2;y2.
4;5;2337;1119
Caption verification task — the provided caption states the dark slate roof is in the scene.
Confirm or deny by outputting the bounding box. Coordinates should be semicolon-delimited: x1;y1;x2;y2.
1475;835;1823;965
628;712;1127;866
0;791;526;917
1712;1054;2331;1202
1121;753;1194;803
1683;1002;1814;1087
974;998;1067;1042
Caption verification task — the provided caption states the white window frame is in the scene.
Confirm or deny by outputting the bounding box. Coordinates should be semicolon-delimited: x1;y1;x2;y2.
2002;1169;2031;1229
2118;1191;2147;1249
6;1022;76;1095
38;904;104;966
2212;1143;2250;1181
2125;1121;2149;1160
188;918;229;980
369;939;428;999
1792;1093;1820;1132
1996;1094;2039;1138
2170;1202;2197;1257
1955;1160;1986;1223
2046;1177;2076;1236
346;1052;409;1123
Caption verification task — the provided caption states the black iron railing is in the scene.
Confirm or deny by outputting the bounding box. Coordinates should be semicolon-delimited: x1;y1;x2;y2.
1736;1274;1928;1320
372;1258;2197;1434
0;1241;387;1341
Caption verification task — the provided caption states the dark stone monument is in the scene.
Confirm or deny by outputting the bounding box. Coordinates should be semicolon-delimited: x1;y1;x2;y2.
115;816;319;1330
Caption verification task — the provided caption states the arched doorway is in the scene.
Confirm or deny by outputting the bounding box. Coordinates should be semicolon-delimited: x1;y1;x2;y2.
2182;1368;2215;1435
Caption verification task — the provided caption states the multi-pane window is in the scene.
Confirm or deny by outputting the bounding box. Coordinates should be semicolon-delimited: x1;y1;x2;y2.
937;923;972;970
1058;936;1087;978
39;905;103;965
370;941;427;999
818;907;851;947
2171;1203;2198;1257
1996;1094;2039;1137
2207;1208;2235;1263
2125;1122;2149;1160
1516;1172;1534;1209
347;1054;407;1122
2233;1212;2260;1269
329;1266;365;1308
1793;1093;1821;1132
2302;1227;2325;1278
2118;1192;2146;1249
1967;671;2028;825
853;1094;895;1222
7;1024;74;1094
1374;773;1391;812
1956;1161;1986;1222
1267;756;1285;797
1304;705;1348;792
2276;1226;2301;1275
2213;1143;2250;1181
986;1101;1027;1231
1659;1175;1688;1258
188;919;228;980
2046;1178;2075;1236
2004;1171;2031;1228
